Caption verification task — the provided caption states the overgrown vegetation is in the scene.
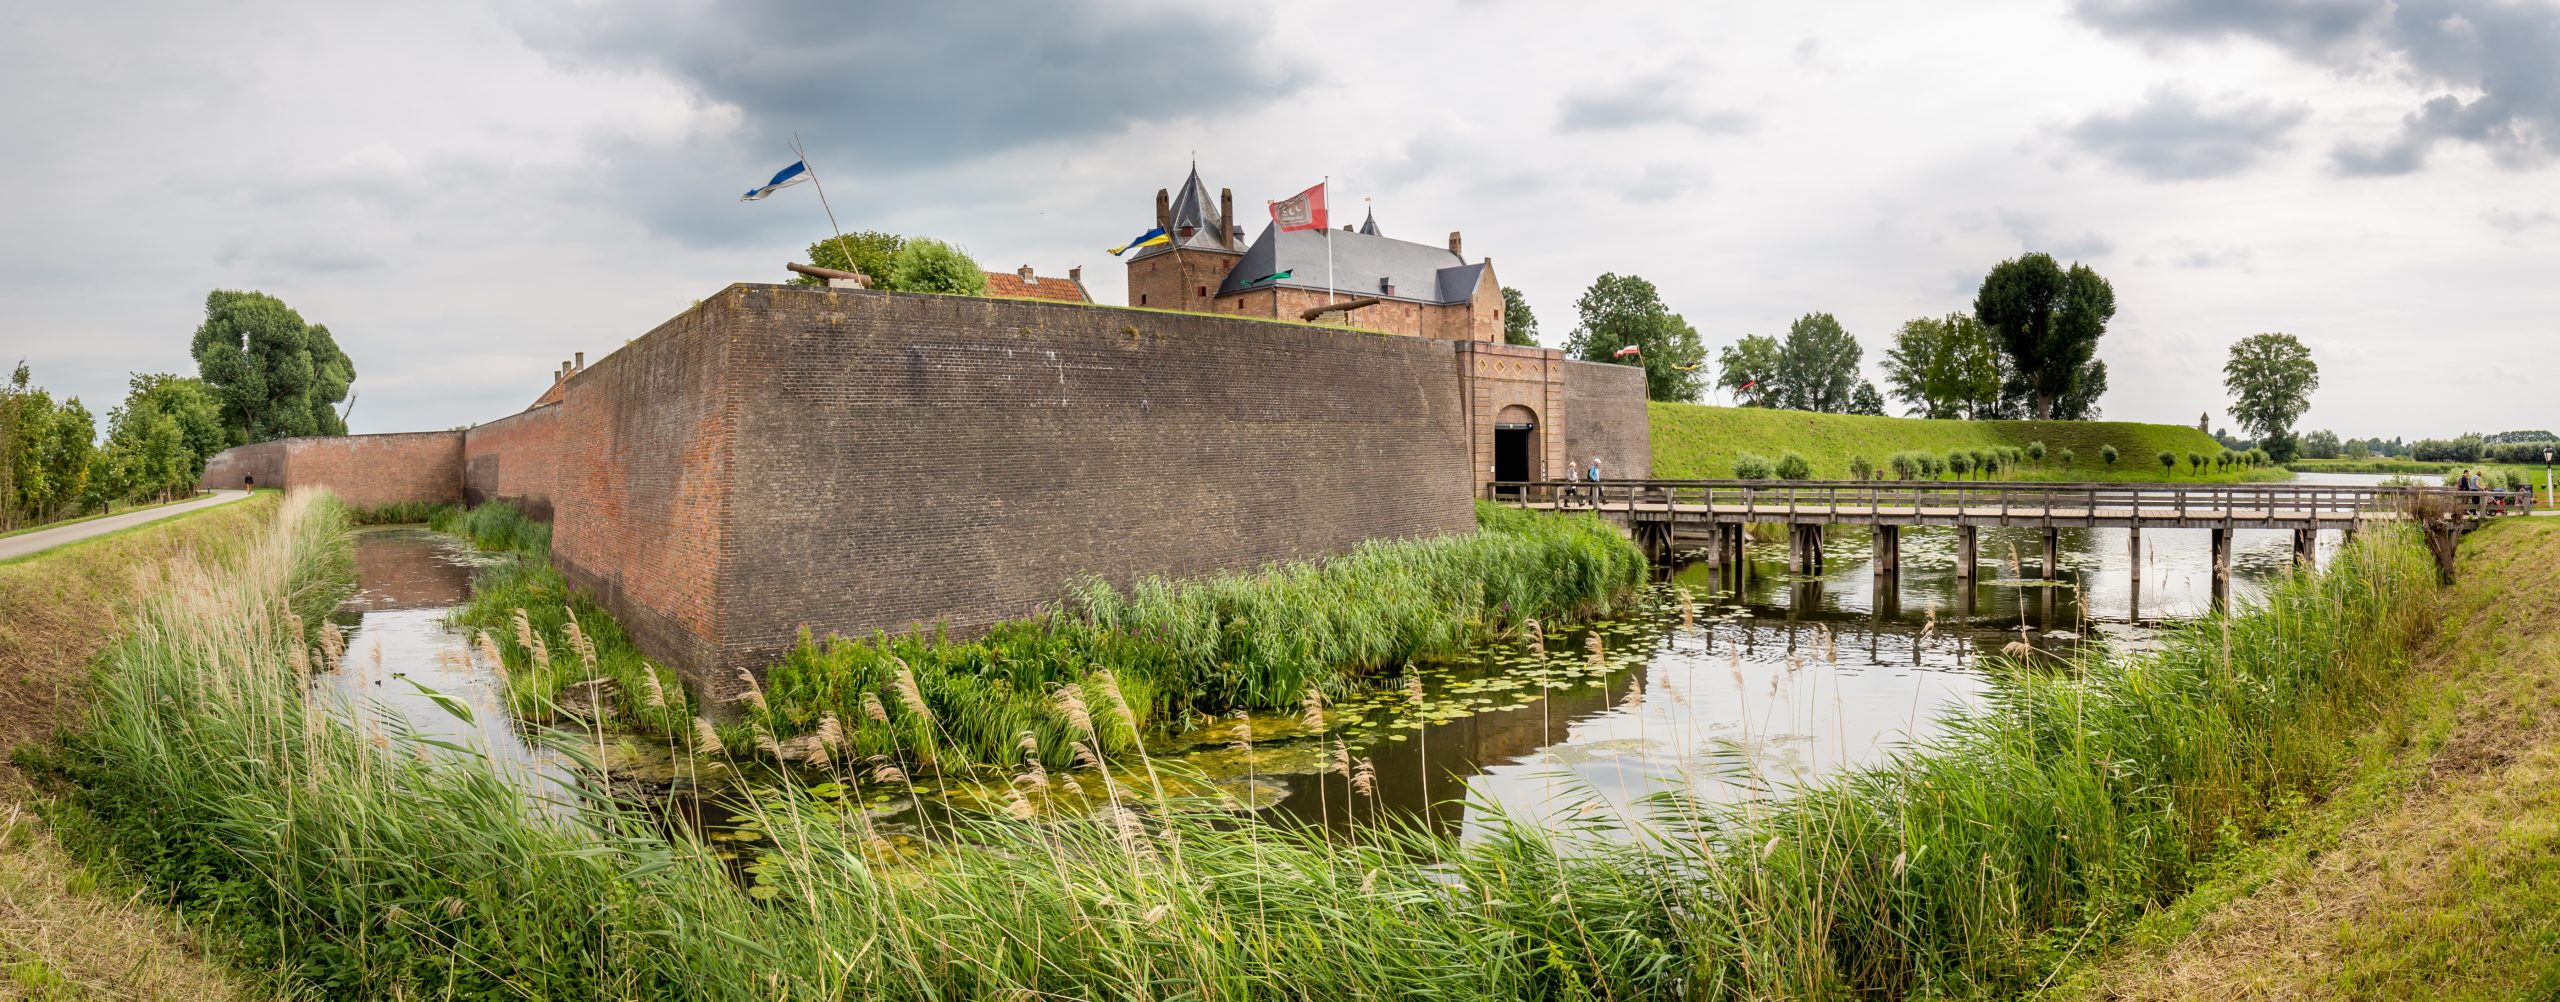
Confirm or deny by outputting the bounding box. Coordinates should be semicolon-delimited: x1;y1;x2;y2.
757;501;1648;768
40;487;2451;998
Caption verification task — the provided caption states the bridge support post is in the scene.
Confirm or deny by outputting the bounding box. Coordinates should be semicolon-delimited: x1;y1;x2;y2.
1871;525;1899;580
2293;528;2314;569
2210;528;2232;607
2127;526;2142;621
2040;528;2060;580
1956;526;1978;582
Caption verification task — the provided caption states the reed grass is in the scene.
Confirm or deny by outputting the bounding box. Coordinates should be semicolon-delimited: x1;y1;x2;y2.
44;489;2442;999
758;501;1648;768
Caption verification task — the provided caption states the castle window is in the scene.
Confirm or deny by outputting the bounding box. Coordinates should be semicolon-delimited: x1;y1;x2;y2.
1140;294;1149;305
1196;286;1208;297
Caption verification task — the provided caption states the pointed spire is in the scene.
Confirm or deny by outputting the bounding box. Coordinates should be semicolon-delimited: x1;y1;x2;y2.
1357;200;1382;237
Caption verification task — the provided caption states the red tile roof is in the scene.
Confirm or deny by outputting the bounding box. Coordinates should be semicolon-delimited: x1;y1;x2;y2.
985;270;1090;303
529;376;565;410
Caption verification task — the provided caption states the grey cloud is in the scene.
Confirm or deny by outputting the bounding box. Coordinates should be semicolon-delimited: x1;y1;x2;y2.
1997;209;2116;259
2073;0;2560;174
2170;247;2254;269
214;240;389;275
2067;88;2308;179
2483;206;2558;232
1555;71;1755;134
519;1;1301;174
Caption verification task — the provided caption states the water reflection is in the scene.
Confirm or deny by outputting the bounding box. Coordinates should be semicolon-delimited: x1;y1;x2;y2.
313;528;578;804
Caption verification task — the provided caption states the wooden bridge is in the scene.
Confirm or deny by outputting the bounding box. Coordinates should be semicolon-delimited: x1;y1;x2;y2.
1488;479;2514;592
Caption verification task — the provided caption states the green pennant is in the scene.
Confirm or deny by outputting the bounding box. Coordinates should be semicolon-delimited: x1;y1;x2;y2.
1251;270;1293;285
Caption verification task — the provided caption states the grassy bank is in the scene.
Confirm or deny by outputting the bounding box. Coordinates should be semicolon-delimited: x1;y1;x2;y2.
2291;457;2553;503
431;500;1644;770
0;493;276;999
41;487;2450;999
1652;401;2281;482
2060;518;2560;997
0;491;212;541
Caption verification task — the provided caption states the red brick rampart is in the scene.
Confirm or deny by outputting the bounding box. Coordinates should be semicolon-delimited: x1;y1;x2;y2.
197;432;463;509
463;404;561;521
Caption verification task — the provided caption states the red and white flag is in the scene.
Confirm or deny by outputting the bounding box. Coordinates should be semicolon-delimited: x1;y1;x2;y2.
1613;345;1642;358
1270;181;1328;232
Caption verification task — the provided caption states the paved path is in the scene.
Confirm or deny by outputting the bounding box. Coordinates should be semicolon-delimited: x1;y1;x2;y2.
0;491;252;562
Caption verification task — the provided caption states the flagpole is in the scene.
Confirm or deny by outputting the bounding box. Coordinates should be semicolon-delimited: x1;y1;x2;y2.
791;133;860;285
1324;176;1334;305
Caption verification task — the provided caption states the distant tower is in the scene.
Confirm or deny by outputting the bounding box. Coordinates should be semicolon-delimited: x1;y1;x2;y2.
1124;162;1244;312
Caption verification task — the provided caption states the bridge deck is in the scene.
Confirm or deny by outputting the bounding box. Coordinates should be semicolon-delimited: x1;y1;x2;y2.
1517;500;2389;530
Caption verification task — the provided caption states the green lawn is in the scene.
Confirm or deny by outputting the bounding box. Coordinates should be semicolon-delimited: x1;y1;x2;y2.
1649;402;2282;482
0;492;211;541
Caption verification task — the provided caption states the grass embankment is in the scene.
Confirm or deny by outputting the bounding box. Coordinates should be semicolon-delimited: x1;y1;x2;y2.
2061;518;2560;998
440;500;1647;769
0;494;275;1000
1651;401;2282;482
0;491;213;542
41;488;2451;998
2291;457;2554;503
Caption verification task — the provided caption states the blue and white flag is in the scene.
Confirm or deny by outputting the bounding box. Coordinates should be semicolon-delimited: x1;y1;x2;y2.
740;160;810;201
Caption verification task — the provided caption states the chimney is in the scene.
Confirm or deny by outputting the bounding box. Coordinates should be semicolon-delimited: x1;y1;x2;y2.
1154;188;1171;232
1448;231;1463;259
1069;266;1083;283
1018;264;1036;283
574;351;584;370
1218;187;1234;248
1379;277;1395;297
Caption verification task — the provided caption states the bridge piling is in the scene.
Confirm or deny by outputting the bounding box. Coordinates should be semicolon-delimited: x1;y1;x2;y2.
2040;528;2060;580
1956;526;1978;582
2293;528;2315;568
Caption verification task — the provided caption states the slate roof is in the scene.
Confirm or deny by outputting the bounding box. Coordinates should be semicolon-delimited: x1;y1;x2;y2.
1357;208;1382;236
1213;222;1486;305
1127;164;1241;261
985;270;1091;303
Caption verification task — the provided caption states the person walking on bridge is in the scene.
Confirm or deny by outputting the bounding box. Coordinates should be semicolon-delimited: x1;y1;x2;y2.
1586;456;1604;508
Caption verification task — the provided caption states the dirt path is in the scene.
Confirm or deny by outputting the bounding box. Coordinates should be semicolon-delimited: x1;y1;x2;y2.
0;491;251;563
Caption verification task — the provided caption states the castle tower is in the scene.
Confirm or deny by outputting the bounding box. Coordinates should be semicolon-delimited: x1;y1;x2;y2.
1125;163;1244;312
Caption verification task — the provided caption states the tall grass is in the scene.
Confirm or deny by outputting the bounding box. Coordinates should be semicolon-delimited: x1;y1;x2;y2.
759;501;1648;768
49;488;2445;998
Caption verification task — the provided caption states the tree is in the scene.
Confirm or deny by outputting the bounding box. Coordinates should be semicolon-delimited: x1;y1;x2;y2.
1716;335;1783;407
2;367;95;526
1770;313;1865;413
190;290;354;445
2188;451;2206;474
792;231;906;286
1973;253;2115;419
1947;450;1974;478
2158;450;2176;475
2222;332;2320;463
1775;452;1813;480
1848;382;1886;416
1848;455;1876;479
1565;273;1707;401
884;238;991;296
1881;313;2004;418
99;374;226;504
1500;287;1539;347
2102;444;2118;467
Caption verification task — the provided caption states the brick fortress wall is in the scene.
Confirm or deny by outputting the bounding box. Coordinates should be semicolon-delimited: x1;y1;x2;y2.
462;404;561;521
1561;360;1652;479
568;283;1480;694
197;432;463;509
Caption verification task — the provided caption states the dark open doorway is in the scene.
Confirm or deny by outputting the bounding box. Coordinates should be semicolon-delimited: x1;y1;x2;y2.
1492;405;1538;497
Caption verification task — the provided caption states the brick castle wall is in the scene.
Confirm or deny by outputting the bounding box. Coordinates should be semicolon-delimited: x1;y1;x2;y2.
199;440;284;491
1561;360;1652;479
549;302;736;685
591;283;1479;691
1457;342;1568;483
196;432;463;508
462;403;561;521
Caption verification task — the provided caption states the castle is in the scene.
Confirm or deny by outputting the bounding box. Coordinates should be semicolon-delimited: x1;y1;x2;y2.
1124;165;1507;343
195;166;1649;696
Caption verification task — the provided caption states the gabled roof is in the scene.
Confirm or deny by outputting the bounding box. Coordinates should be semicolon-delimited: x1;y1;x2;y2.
1128;164;1240;262
985;270;1091;303
1213;222;1487;305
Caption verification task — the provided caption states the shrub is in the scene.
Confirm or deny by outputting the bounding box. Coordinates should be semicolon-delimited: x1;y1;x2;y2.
2058;448;2075;467
1889;452;1917;480
1775;452;1813;480
1920;454;1945;478
2217;450;2234;471
2025;441;2046;463
1946;451;1974;478
1847;455;1876;480
2158;450;2176;474
2102;444;2119;466
1732;454;1775;480
885;238;991;296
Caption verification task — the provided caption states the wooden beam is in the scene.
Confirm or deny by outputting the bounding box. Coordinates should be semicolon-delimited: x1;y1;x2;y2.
1299;296;1382;322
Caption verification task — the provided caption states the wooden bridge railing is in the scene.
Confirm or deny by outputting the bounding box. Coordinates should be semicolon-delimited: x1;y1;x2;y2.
1482;479;2527;523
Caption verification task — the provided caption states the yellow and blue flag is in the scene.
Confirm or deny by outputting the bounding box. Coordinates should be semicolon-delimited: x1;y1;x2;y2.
1109;227;1170;256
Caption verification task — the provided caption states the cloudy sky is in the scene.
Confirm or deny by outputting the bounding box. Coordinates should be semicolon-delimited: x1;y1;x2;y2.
5;0;2554;438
